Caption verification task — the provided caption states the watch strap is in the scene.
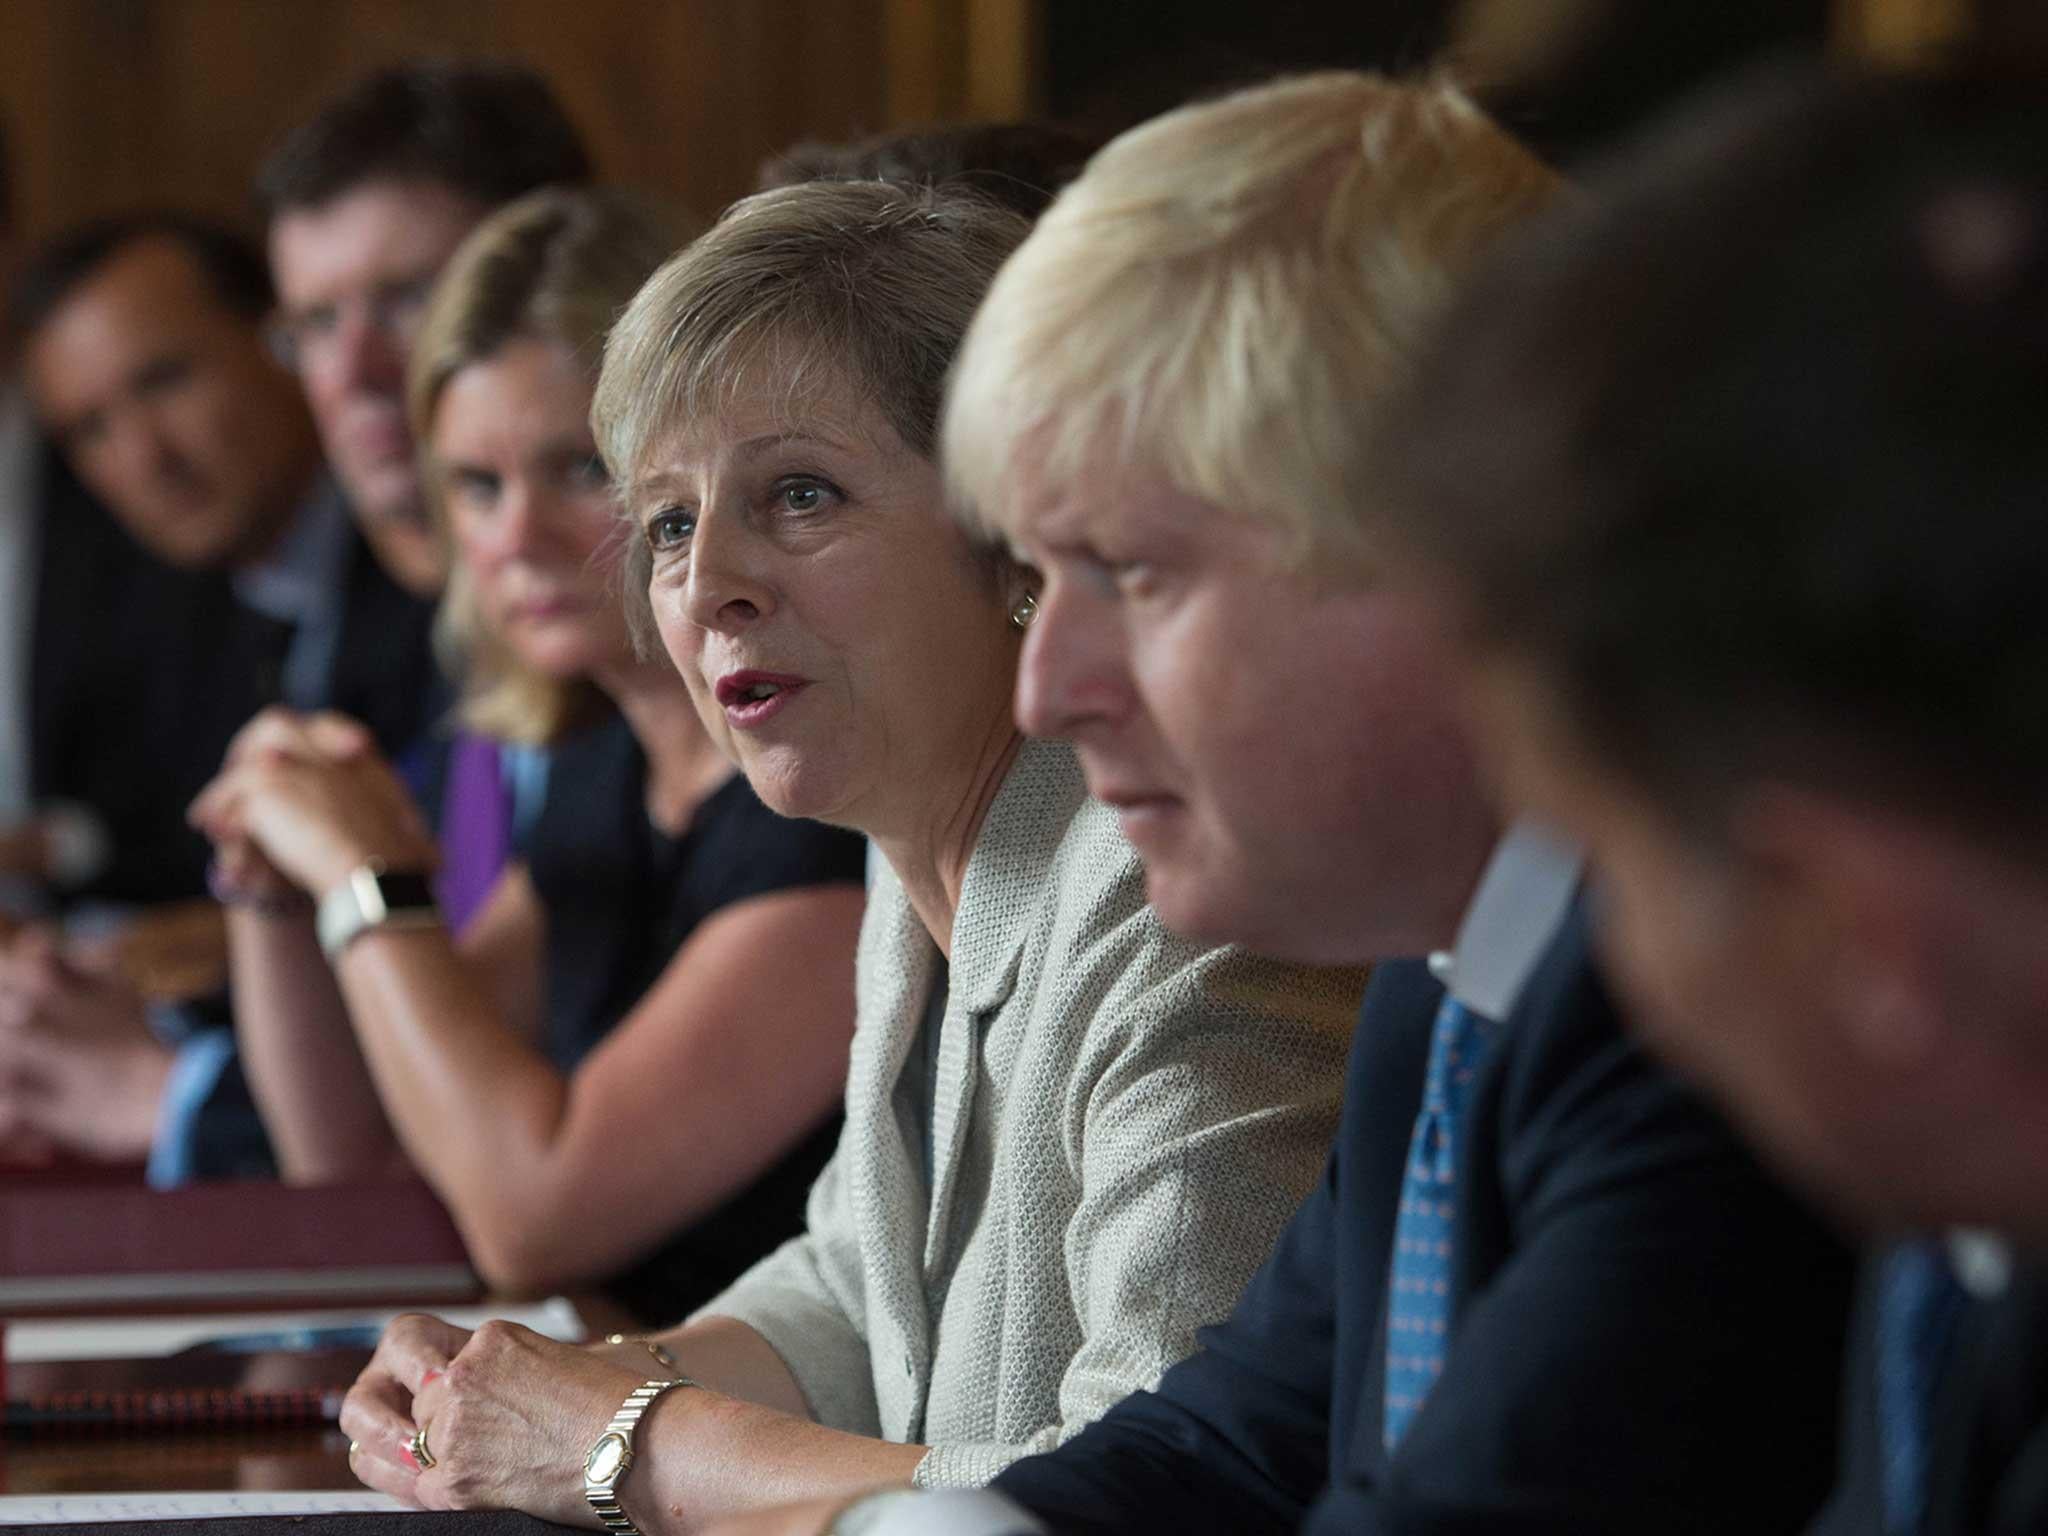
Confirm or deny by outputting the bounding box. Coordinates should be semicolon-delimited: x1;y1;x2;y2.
316;860;441;960
584;1376;698;1535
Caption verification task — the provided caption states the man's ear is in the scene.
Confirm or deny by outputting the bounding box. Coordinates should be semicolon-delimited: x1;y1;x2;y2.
1726;784;1945;1071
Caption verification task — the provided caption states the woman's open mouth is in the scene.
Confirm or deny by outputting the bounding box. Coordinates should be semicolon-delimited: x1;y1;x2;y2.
714;670;808;726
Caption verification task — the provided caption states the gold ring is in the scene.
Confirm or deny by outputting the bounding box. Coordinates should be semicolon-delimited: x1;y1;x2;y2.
348;1440;360;1461
409;1425;437;1470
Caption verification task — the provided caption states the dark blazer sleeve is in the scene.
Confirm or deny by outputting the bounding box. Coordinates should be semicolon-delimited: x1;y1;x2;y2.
1000;911;1853;1536
322;530;440;756
1312;911;1853;1536
182;1045;281;1181
1821;1263;2048;1536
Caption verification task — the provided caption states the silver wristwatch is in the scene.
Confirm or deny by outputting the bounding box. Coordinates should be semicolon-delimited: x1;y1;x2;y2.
315;859;441;960
583;1376;697;1535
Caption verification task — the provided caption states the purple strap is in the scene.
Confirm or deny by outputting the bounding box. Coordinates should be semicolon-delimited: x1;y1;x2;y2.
436;733;513;934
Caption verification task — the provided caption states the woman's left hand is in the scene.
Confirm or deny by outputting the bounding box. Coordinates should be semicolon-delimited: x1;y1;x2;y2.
368;1320;649;1525
190;711;438;899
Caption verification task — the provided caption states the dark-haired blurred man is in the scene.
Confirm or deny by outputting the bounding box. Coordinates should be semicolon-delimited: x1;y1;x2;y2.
5;214;435;1177
22;222;320;573
259;59;591;596
1371;64;2048;1536
0;121;117;924
0;131;216;1165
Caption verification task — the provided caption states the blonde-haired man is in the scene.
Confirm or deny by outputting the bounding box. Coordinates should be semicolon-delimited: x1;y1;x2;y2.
735;71;1854;1536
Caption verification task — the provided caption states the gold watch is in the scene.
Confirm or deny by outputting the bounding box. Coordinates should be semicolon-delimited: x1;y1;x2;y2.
583;1376;696;1535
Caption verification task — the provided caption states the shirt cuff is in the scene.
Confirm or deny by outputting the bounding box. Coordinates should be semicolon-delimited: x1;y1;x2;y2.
145;1026;237;1189
832;1489;1045;1536
39;801;112;887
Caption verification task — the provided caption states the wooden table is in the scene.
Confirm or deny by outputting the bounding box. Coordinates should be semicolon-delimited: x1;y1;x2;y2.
1;1425;356;1497
0;1177;586;1530
2;1344;368;1497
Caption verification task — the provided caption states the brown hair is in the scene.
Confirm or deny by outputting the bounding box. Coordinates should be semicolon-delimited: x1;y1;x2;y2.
257;60;591;219
757;119;1100;220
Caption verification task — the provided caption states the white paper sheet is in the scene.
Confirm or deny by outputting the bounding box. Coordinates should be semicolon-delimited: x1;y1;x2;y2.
0;1491;406;1524
5;1296;586;1363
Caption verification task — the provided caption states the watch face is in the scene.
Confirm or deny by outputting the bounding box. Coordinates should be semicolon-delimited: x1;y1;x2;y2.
585;1431;630;1485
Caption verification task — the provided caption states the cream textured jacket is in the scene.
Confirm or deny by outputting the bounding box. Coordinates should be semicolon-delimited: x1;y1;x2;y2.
696;739;1363;1487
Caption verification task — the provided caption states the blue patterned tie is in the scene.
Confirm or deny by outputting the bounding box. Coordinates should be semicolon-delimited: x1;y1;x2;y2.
1876;1239;1968;1534
1383;994;1495;1450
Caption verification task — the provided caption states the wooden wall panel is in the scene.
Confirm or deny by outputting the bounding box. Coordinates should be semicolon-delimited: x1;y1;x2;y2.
0;0;974;246
1831;0;1976;61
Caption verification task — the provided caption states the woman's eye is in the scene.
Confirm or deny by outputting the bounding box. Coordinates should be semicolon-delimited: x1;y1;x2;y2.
645;508;695;553
782;483;824;513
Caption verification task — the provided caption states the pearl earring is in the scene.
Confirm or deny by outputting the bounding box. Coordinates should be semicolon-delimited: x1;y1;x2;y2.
1009;592;1038;631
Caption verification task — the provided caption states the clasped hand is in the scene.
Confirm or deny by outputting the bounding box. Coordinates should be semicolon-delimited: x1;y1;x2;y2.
341;1314;649;1526
0;925;170;1161
189;708;440;902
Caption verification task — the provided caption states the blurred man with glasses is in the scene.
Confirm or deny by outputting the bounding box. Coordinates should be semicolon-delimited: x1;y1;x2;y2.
259;60;592;597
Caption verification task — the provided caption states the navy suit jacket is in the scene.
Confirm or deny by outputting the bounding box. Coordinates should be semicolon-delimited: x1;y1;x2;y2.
179;525;438;1181
995;903;1855;1535
29;459;437;907
1817;1259;2048;1536
28;446;221;906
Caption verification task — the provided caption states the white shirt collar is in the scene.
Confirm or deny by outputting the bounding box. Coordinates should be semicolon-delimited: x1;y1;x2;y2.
1431;820;1585;1022
1947;1229;2016;1299
230;473;349;626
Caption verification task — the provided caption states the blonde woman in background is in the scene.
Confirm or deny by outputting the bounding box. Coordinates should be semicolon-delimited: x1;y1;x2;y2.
192;187;868;1324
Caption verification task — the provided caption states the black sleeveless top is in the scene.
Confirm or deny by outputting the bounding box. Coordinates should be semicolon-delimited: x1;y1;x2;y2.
524;713;867;1325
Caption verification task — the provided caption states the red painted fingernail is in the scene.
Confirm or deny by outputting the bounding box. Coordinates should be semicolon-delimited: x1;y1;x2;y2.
399;1445;419;1469
420;1368;443;1388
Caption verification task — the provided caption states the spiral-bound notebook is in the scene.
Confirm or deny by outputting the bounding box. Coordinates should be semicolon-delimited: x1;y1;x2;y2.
4;1345;373;1434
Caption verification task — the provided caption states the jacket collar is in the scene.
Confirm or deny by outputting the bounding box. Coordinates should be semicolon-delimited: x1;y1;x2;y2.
946;737;1086;1018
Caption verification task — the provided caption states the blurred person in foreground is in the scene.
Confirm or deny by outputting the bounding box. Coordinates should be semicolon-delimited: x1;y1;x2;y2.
334;176;1363;1528
192;187;865;1324
1368;63;2048;1536
2;212;432;1174
721;69;1856;1536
